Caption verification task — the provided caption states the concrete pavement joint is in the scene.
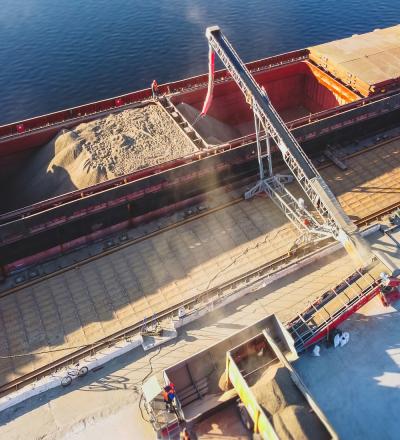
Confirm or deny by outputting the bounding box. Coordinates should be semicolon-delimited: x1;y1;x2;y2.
0;223;380;414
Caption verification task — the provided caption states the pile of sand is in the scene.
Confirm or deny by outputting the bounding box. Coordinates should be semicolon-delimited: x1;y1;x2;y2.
176;102;240;145
6;104;197;211
207;358;230;394
252;362;328;440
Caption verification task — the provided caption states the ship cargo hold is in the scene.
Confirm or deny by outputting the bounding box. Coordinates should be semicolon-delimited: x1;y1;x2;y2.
1;25;400;277
171;60;358;145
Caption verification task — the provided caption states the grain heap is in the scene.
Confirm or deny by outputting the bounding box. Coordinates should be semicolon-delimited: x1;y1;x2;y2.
6;104;197;210
251;362;327;440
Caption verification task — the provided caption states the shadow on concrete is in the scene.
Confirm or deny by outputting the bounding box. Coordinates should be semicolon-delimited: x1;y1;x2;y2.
294;304;400;440
0;249;352;426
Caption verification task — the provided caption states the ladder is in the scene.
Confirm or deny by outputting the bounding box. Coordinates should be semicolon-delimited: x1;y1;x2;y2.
287;265;384;352
149;395;181;439
204;26;362;246
159;97;208;150
261;175;333;239
141;314;163;337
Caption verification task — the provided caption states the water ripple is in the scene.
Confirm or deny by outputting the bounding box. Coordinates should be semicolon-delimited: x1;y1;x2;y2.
0;0;399;124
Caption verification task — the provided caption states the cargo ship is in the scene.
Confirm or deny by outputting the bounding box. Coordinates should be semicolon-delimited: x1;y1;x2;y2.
1;24;400;277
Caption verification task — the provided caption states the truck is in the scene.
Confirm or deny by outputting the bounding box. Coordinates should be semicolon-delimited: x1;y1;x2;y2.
143;315;337;439
142;254;400;439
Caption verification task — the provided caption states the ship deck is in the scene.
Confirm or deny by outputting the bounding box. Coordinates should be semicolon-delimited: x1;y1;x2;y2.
321;136;400;220
309;24;400;96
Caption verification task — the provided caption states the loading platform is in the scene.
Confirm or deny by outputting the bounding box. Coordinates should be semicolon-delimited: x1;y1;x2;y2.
287;261;387;352
294;294;400;439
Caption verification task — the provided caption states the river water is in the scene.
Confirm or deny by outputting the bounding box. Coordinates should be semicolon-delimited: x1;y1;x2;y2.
0;0;399;124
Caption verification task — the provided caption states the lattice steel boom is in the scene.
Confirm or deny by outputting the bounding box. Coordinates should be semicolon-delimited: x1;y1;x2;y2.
205;26;371;262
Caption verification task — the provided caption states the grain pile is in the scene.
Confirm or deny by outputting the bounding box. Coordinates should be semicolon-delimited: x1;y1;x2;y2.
6;104;197;211
207;358;230;394
251;362;328;440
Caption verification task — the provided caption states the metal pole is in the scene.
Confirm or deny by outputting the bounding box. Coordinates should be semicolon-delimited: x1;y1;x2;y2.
266;133;273;177
254;113;264;180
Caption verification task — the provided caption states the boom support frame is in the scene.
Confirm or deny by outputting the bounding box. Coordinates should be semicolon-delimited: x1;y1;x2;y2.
205;26;361;246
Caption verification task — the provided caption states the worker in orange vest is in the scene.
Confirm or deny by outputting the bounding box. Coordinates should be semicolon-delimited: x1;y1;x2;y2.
151;79;159;99
162;383;175;412
180;427;191;440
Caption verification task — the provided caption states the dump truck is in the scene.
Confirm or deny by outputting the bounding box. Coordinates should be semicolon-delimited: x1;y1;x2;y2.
143;315;337;439
142;250;400;439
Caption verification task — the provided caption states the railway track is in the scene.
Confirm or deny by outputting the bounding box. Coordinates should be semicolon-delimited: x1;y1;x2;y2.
1;136;400;396
2;132;399;299
0;200;399;396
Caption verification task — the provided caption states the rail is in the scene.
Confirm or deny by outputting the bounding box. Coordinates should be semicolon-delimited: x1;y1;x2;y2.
1;197;399;396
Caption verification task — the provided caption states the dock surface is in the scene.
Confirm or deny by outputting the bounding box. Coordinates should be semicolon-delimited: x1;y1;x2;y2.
0;248;359;440
1;139;400;387
295;295;400;440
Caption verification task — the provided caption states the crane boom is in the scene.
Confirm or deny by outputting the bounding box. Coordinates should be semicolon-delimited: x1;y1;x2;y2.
205;26;371;262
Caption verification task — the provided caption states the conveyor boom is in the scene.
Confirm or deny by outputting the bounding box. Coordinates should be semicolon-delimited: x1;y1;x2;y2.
205;26;370;261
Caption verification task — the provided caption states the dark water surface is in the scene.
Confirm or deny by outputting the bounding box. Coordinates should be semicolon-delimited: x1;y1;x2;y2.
0;0;399;125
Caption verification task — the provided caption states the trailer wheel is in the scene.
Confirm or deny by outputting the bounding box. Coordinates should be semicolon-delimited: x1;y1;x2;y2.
237;402;254;431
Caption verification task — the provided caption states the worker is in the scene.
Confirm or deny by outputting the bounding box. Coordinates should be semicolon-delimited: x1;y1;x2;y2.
151;79;159;99
165;382;175;393
162;383;175;412
379;289;390;307
180;427;191;440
